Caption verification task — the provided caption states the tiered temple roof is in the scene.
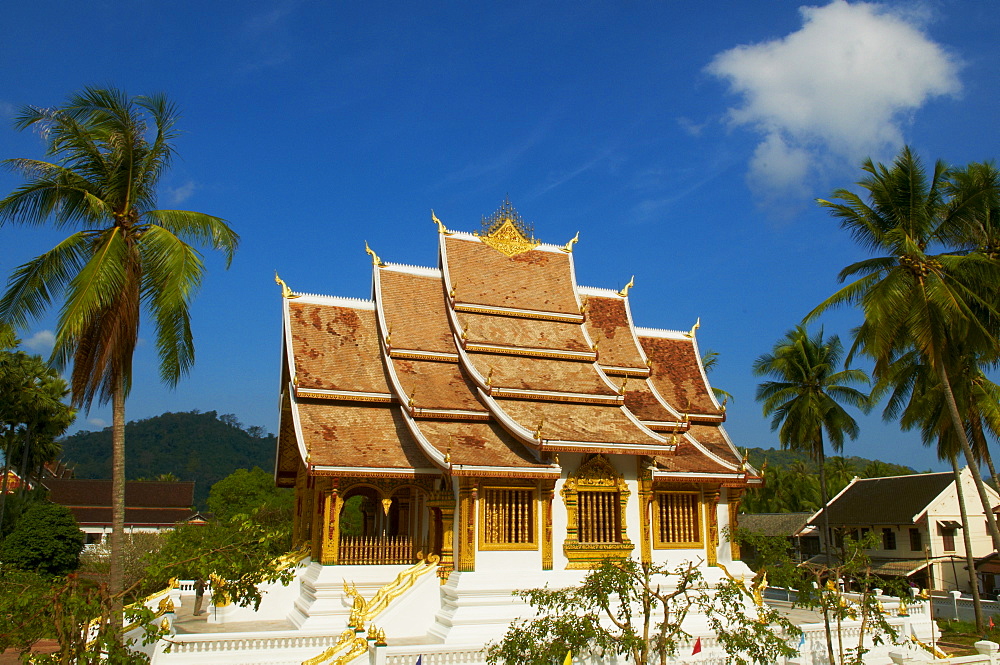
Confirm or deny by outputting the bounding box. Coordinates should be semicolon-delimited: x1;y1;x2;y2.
276;203;756;487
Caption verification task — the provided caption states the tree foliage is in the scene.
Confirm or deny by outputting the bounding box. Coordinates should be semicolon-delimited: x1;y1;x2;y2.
486;558;798;665
0;502;84;575
206;466;293;521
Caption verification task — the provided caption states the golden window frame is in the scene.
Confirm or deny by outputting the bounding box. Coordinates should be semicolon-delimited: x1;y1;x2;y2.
561;455;634;568
478;484;539;551
652;490;704;549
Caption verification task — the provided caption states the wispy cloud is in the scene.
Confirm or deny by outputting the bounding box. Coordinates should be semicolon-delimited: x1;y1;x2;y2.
0;101;16;120
533;147;616;197
164;180;196;206
24;329;55;353
434;121;553;191
707;0;961;201
87;417;107;429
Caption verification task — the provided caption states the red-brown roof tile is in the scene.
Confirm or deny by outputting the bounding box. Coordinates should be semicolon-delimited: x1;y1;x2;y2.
653;441;733;474
289;303;389;393
378;269;457;354
45;479;195;508
623;379;677;423
412;420;550;469
494;399;665;446
457;311;591;353
583;296;646;369
444;236;579;314
296;400;431;470
466;353;618;396
688;424;742;466
639;335;721;415
390;358;486;412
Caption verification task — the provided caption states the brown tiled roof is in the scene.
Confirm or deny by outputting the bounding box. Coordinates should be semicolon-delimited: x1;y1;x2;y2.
45;479;195;508
639;335;721;415
466;353;618;396
69;507;197;527
444;236;579;314
623;379;677;423
653;440;732;474
412;420;550;470
379;270;456;354
583;296;646;369
289;303;389;393
495;399;665;446
809;473;955;527
688;424;742;466
740;513;813;537
457;311;591;353
296;400;431;470
390;358;486;412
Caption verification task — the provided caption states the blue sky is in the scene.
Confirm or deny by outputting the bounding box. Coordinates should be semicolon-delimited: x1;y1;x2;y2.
1;1;998;473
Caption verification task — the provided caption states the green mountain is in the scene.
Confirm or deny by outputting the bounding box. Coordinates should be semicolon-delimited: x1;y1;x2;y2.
745;447;917;476
58;411;276;507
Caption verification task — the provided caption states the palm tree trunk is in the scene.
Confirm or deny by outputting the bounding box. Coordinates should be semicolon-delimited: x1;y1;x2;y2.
971;416;1000;497
110;375;126;631
936;362;1000;554
0;439;11;534
817;440;838;665
953;454;984;632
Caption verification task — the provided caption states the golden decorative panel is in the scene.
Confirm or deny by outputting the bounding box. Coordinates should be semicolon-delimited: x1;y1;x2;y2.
476;198;540;257
652;491;702;549
478;485;538;551
561;455;633;569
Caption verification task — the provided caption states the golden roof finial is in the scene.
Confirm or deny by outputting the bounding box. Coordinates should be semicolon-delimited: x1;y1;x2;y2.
274;272;300;299
364;241;385;267
685;317;701;338
561;231;580;253
617;275;635;297
444;449;452;465
534;419;545;440
432;209;452;235
485;366;494;387
408;389;416;408
385;324;392;348
619;378;628;395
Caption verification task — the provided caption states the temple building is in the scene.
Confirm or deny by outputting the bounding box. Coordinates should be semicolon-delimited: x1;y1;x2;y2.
273;201;761;638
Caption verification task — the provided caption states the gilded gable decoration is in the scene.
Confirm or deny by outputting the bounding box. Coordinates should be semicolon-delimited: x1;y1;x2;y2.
561;455;633;568
475;197;541;257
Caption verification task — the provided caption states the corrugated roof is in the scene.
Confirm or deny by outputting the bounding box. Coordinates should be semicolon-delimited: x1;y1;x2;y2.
810;473;954;526
740;512;813;537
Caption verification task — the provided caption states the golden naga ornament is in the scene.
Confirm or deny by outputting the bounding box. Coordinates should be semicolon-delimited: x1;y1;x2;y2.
274;272;299;299
685;317;701;338
432;209;452;235
476;198;541;257
561;231;580;253
364;241;385;267
617;275;634;297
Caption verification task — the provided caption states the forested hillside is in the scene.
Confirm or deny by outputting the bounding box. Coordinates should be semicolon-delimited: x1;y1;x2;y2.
59;411;275;507
741;446;917;514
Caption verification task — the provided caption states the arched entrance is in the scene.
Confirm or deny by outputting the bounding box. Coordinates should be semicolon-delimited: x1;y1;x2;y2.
338;484;429;564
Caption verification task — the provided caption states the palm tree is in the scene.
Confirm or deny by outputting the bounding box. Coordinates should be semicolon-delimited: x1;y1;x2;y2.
808;147;1000;553
0;87;238;616
754;325;869;665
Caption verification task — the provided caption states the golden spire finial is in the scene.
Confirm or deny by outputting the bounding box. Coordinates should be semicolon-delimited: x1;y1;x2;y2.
619;378;628;395
364;241;384;267
617;275;635;297
385;324;392;348
274;272;299;299
685;317;701;338
485;366;494;387
432;209;452;235
408;389;416;408
534;419;545;440
444;449;452;465
561;231;580;253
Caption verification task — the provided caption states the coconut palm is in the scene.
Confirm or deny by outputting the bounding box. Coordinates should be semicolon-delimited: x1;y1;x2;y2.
808;147;1000;553
0;87;238;614
754;325;869;665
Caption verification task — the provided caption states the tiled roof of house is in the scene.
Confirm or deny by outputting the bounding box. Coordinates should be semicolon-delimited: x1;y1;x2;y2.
809;472;954;526
740;512;813;538
44;479;197;528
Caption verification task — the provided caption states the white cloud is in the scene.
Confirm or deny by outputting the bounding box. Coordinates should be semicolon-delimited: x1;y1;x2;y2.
165;180;196;206
87;417;108;428
707;0;960;197
23;329;55;353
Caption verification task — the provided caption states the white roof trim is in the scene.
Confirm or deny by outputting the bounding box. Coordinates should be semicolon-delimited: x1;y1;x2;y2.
381;263;440;277
310;465;440;476
578;285;622;297
288;293;376;309
634;326;689;340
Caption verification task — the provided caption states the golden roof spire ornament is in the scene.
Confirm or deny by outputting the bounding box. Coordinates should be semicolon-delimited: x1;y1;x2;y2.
561;231;580;253
431;209;452;235
685;317;701;338
274;272;300;299
476;197;541;257
364;241;384;267
534;419;544;440
617;275;635;297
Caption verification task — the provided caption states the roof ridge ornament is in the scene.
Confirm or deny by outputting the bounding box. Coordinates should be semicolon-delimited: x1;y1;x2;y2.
617;275;634;297
364;241;385;267
560;231;580;253
684;317;701;338
475;197;541;257
431;209;452;235
274;272;300;299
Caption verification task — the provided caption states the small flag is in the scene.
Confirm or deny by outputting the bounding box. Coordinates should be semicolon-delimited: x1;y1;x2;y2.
990;616;995;629
692;637;702;655
563;651;572;665
799;633;806;649
415;657;422;665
